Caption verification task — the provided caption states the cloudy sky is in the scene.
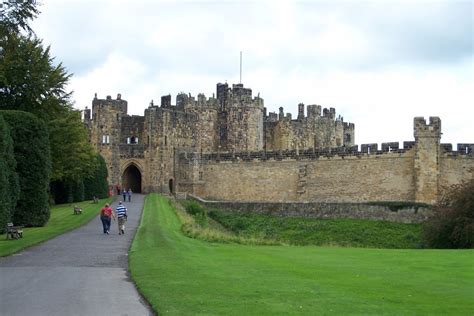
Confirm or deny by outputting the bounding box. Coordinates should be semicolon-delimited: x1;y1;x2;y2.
32;0;473;147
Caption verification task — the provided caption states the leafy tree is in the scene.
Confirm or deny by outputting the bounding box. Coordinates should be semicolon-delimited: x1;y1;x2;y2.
423;178;474;248
0;33;72;122
1;0;97;198
0;114;19;231
0;0;39;35
84;154;109;200
1;110;51;227
48;110;96;182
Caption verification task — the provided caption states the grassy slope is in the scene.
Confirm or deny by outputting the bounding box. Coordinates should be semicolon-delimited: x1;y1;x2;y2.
130;194;474;315
0;198;112;256
208;210;422;248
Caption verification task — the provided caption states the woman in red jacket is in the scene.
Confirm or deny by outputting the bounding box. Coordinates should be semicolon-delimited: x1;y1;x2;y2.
100;203;115;234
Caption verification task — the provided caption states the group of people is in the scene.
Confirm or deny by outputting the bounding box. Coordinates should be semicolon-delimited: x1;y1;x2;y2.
122;188;132;202
100;201;128;235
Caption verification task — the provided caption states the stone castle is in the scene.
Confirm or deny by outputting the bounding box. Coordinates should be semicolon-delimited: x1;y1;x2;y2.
84;82;473;205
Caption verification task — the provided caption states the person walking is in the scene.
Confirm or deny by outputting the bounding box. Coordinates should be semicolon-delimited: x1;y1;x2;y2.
100;203;115;234
127;188;132;202
122;189;127;202
115;201;128;235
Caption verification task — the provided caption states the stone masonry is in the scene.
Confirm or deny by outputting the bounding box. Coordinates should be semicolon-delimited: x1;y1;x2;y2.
84;82;473;205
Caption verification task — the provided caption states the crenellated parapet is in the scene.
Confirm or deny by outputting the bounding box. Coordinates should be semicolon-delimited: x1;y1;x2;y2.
263;102;355;151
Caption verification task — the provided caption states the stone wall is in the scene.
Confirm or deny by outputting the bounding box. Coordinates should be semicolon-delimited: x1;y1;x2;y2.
192;150;416;203
189;195;432;223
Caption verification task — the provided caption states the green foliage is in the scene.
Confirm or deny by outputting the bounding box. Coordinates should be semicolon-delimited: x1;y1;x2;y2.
48;111;96;182
84;154;109;200
0;114;19;232
174;200;278;245
0;0;39;35
0;25;96;186
130;194;474;315
71;179;84;203
0;33;72;121
1;111;51;227
183;200;208;227
208;209;423;248
423;179;474;249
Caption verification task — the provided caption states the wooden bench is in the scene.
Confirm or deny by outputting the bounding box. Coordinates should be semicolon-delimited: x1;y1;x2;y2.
6;223;23;240
73;206;82;215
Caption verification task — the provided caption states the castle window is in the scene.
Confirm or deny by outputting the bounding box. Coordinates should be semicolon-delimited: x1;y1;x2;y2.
238;112;243;121
130;136;138;144
220;127;227;141
345;133;351;143
165;135;167;146
127;137;130;144
102;135;110;144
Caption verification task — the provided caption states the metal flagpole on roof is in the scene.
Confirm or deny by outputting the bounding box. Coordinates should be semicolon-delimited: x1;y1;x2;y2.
240;51;242;84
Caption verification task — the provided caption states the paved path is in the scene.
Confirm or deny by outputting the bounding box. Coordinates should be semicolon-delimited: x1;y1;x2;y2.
0;194;152;316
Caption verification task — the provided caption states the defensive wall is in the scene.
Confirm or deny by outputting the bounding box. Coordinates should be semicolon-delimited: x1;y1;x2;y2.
178;117;474;205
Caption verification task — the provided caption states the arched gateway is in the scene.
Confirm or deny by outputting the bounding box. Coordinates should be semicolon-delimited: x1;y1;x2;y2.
122;164;142;193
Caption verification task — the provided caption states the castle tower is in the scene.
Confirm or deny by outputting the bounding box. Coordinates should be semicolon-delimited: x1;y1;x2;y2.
90;94;128;188
225;83;264;152
414;117;441;204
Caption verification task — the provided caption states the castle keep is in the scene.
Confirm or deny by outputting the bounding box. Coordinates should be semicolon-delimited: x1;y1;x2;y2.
84;83;473;205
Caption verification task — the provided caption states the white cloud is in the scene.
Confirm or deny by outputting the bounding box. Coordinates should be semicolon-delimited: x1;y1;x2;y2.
32;0;473;147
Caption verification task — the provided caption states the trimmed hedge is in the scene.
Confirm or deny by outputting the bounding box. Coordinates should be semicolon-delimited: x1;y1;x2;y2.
84;154;109;200
1;111;51;227
0;114;20;232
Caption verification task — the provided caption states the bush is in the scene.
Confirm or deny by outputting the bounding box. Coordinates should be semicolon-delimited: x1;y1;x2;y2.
423;179;474;248
1;111;51;227
0;114;20;232
84;154;109;200
183;200;207;227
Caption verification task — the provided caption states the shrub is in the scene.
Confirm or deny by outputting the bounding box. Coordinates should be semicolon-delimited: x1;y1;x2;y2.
423;179;474;248
183;200;207;227
0;114;20;232
1;111;51;227
84;154;109;200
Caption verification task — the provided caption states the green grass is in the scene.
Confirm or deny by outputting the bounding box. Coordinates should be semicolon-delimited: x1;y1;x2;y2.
130;194;474;315
208;209;422;248
0;198;112;256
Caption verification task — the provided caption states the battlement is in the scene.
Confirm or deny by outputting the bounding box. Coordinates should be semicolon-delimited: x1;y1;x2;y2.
179;140;473;164
216;82;263;109
179;145;413;164
264;103;350;125
91;93;128;115
414;116;441;139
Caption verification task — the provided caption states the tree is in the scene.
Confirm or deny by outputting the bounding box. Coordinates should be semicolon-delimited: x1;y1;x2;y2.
0;33;72;122
48;110;96;182
84;154;109;200
0;0;39;35
1;0;97;196
0;114;19;231
423;178;474;248
1;110;51;227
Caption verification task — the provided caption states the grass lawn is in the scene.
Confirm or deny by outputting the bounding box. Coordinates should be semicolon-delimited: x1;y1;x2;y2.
130;194;474;315
0;197;112;257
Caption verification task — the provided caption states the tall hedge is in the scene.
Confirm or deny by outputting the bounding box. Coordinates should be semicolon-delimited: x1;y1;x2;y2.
1;111;51;227
0;114;19;231
84;154;109;200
